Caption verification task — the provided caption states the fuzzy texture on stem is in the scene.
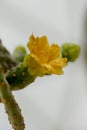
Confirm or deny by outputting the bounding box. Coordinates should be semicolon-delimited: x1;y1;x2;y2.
0;66;25;130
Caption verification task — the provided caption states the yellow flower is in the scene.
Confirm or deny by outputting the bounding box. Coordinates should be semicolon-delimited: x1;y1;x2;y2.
23;34;67;76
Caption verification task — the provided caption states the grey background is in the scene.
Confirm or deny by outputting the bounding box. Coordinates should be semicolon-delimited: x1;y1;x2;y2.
0;0;87;130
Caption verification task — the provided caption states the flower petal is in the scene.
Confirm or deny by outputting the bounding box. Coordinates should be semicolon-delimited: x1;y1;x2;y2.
43;63;64;75
47;44;60;62
27;34;49;54
23;54;48;76
50;58;67;67
23;34;67;77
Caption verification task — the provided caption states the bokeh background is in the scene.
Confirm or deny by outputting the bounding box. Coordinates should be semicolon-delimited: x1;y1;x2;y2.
0;0;87;130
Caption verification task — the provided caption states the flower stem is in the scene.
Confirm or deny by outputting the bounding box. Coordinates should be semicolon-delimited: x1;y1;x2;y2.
0;68;25;130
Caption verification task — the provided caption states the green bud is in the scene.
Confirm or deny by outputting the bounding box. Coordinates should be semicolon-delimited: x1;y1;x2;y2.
12;46;27;63
61;43;80;62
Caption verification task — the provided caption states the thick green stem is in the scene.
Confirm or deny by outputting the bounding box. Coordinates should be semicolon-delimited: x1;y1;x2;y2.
6;63;36;90
0;71;25;130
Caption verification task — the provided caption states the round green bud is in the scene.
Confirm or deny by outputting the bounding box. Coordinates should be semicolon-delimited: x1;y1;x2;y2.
61;43;80;62
12;46;27;63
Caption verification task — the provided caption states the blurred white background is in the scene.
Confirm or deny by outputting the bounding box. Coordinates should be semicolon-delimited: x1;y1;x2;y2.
0;0;87;130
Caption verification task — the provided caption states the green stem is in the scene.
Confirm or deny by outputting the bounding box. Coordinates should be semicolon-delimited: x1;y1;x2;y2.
0;40;17;73
0;70;25;130
6;63;36;90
